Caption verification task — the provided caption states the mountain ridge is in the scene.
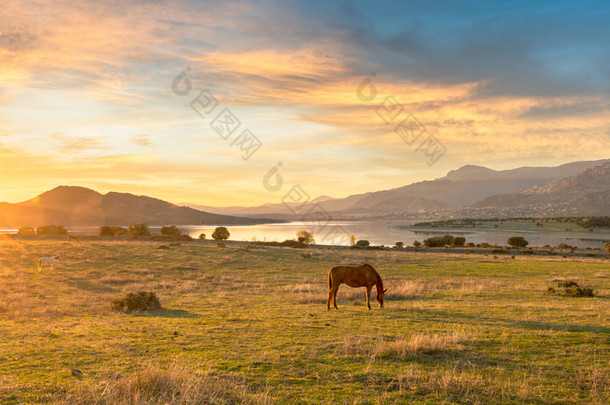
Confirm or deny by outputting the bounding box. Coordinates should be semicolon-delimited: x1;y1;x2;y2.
186;159;610;218
0;186;279;228
472;162;610;215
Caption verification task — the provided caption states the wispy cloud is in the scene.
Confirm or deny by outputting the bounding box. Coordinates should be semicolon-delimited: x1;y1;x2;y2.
1;0;609;204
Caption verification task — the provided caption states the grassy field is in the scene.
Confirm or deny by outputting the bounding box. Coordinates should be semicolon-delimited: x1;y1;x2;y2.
0;239;609;404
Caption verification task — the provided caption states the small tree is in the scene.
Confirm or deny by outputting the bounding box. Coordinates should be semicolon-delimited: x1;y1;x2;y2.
413;240;421;248
161;225;182;237
17;227;36;235
129;223;150;237
606;241;610;254
36;225;68;235
199;233;206;240
395;241;404;249
350;235;356;247
507;236;529;248
355;240;370;248
296;230;315;245
212;227;230;241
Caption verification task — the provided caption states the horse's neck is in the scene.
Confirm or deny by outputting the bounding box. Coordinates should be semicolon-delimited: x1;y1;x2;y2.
375;273;384;293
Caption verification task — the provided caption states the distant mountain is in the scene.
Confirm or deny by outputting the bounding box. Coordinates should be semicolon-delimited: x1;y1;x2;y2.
188;159;609;219
472;162;610;215
0;186;280;228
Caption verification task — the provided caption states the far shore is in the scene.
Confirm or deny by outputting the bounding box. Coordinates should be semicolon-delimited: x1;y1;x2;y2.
3;233;608;261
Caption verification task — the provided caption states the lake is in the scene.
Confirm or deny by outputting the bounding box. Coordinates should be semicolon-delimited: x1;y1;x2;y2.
2;220;609;249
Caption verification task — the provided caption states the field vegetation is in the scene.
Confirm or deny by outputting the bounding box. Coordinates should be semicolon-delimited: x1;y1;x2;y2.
0;239;609;403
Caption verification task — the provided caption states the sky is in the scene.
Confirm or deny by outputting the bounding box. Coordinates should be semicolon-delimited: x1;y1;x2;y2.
1;0;609;206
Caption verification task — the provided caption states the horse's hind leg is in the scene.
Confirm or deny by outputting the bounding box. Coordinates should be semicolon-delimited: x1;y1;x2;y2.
328;285;339;309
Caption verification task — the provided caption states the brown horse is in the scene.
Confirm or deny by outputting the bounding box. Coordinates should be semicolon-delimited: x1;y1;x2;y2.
67;235;80;242
327;264;386;310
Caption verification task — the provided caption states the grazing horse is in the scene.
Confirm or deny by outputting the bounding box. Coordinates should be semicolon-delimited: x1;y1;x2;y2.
327;264;387;310
67;235;80;242
38;256;59;272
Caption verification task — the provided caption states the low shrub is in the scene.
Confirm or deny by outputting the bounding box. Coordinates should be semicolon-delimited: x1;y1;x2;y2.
129;223;151;237
451;237;466;247
507;236;529;248
355;240;370;248
151;234;175;241
546;280;595;297
112;291;162;312
161;225;182;237
100;226;129;237
17;226;36;235
36;225;68;235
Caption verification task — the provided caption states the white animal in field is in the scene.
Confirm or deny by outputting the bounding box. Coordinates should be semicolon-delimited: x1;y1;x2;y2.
38;256;59;271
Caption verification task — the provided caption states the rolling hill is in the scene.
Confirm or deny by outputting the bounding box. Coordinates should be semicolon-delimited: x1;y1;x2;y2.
0;186;280;228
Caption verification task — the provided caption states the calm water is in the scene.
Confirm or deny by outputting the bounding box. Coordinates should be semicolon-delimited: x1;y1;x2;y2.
2;221;608;249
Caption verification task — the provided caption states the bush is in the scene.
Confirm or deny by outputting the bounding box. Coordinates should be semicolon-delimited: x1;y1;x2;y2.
296;230;315;244
36;225;68;235
606;241;610;254
355;240;370;248
423;235;454;248
451;237;466;247
178;234;193;241
17;227;36;235
112;291;161;312
161;226;182;237
199;233;206;240
129;223;150;237
212;227;230;241
507;236;529;248
465;242;476;247
413;240;421;248
100;226;128;236
546;281;595;297
280;239;301;248
395;242;404;248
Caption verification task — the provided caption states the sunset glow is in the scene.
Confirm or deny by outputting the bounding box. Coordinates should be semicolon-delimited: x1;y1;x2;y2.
2;0;609;205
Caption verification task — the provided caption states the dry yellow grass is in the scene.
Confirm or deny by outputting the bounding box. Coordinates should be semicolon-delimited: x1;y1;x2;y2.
61;362;270;405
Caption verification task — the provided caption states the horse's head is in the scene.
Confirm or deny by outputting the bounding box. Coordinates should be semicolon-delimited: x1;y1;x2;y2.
377;288;387;308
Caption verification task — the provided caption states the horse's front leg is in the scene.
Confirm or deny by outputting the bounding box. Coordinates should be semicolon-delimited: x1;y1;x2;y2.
365;286;372;310
332;285;339;309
